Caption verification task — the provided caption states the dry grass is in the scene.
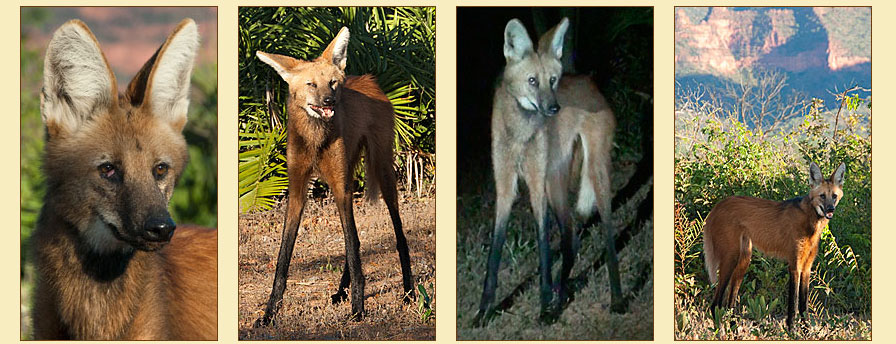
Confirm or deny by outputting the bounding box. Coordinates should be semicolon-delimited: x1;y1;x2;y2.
455;162;653;340
238;194;435;340
674;294;871;340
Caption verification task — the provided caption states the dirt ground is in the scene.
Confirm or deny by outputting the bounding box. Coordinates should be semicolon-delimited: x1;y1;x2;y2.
238;194;435;340
456;160;654;340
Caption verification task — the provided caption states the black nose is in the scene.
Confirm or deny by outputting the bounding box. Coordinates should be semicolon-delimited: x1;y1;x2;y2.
144;216;176;242
826;206;836;213
547;103;561;115
322;96;335;106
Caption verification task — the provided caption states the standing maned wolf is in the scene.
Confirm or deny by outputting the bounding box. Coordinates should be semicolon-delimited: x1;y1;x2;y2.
704;162;846;328
31;19;217;340
254;27;413;325
474;17;622;325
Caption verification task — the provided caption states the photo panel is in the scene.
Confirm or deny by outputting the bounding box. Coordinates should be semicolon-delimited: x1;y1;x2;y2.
236;7;436;340
456;6;654;340
673;6;871;340
20;6;218;340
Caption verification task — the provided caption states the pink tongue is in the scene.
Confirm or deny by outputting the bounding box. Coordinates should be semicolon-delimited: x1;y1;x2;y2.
323;108;334;118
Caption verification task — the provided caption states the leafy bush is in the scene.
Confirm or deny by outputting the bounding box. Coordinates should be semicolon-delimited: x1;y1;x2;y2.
238;7;436;213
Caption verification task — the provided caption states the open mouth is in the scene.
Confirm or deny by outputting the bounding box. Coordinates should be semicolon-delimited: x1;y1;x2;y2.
825;211;835;220
309;104;335;119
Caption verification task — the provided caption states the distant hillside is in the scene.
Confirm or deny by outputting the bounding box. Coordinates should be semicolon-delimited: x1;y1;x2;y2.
675;7;870;107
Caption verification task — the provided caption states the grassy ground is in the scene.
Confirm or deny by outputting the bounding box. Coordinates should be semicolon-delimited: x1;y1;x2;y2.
238;194;435;340
456;161;653;340
675;290;871;340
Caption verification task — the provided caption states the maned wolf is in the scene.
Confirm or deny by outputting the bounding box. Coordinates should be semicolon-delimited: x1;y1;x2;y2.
474;18;621;325
704;162;846;328
31;19;217;340
254;27;413;325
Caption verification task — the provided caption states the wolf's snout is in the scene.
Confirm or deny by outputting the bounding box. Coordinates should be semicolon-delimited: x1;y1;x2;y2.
144;216;176;241
547;103;561;115
322;96;336;106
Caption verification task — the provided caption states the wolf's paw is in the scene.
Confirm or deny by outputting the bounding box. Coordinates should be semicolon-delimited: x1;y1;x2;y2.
402;288;416;304
348;306;366;322
471;309;495;327
252;313;275;328
610;297;628;314
539;306;561;325
330;289;348;304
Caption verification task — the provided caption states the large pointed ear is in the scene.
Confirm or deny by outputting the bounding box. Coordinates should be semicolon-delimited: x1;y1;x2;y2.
503;19;534;62
318;27;350;70
256;51;301;82
831;162;846;186
538;17;569;59
40;19;117;139
129;18;199;132
809;162;824;186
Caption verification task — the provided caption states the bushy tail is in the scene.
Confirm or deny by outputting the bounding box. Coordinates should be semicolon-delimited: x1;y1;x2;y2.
704;226;718;284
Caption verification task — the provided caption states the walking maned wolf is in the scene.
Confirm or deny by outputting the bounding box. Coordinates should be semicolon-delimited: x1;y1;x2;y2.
704;162;846;328
474;17;622;325
254;27;413;325
31;19;217;340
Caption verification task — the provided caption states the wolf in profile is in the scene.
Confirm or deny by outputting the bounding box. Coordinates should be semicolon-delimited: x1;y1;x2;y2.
704;162;846;328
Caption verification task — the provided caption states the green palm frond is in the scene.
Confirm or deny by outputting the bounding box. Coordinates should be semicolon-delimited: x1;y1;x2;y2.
238;111;288;213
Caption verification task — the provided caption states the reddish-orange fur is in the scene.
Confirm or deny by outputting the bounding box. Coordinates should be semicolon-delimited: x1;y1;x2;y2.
703;162;845;328
32;224;217;339
255;27;413;325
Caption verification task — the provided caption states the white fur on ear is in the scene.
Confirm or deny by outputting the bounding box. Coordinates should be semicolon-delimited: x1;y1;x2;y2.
41;19;115;137
832;162;846;185
809;162;823;186
504;19;533;62
548;18;570;59
148;18;199;129
330;27;350;70
256;51;293;81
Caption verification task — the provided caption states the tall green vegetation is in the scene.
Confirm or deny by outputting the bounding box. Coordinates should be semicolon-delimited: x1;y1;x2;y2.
238;7;436;213
674;78;871;339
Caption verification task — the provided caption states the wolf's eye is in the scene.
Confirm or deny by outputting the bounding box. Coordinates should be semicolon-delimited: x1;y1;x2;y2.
98;163;116;179
832;194;838;200
306;81;317;88
820;194;826;199
528;76;537;85
153;163;170;179
550;76;557;85
329;80;338;89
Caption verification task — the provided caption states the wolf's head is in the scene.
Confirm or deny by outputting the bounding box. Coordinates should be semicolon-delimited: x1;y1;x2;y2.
501;18;569;117
256;27;350;120
40;19;198;252
808;162;846;220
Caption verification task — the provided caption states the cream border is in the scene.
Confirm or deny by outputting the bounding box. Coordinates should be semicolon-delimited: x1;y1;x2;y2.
6;0;892;343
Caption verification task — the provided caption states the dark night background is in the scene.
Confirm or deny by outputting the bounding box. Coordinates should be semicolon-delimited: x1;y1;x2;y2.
456;7;653;197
